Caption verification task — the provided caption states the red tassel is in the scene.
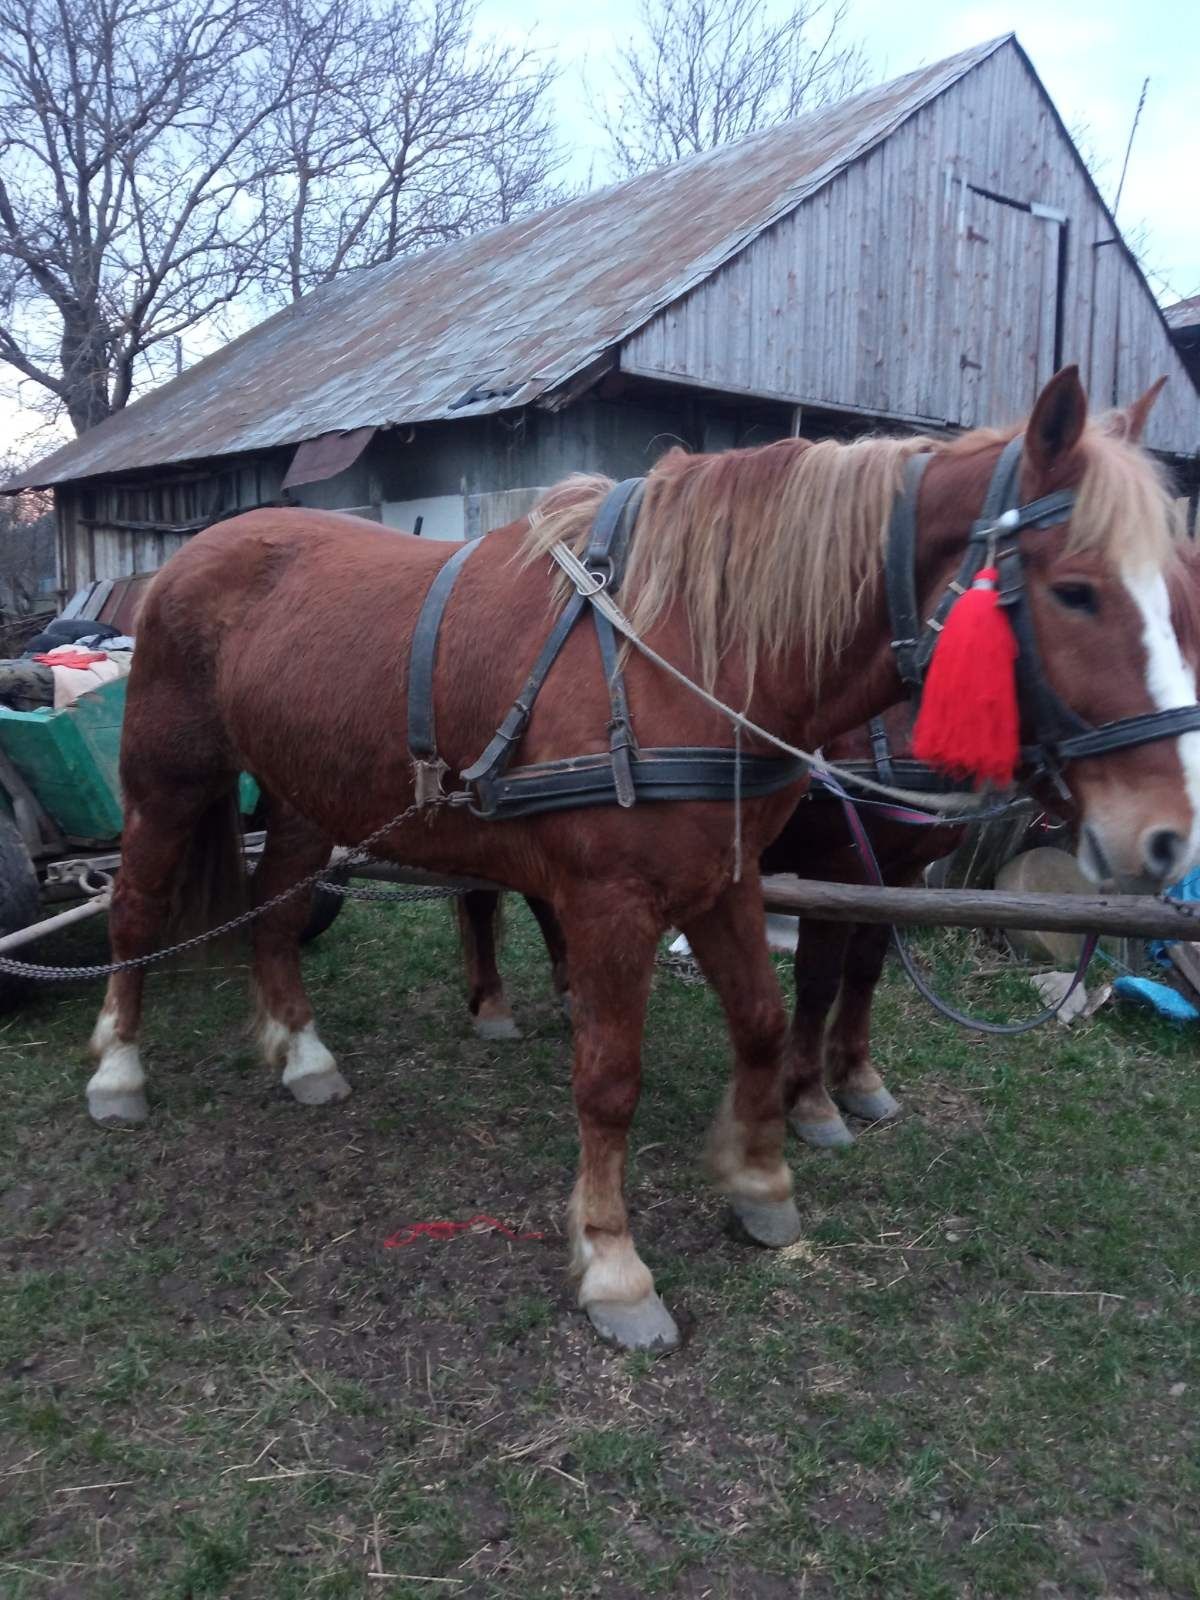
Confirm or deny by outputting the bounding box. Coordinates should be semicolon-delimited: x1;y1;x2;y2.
912;567;1020;788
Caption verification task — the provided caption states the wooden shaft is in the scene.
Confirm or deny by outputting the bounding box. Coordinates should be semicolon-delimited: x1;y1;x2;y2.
0;891;111;954
761;874;1198;940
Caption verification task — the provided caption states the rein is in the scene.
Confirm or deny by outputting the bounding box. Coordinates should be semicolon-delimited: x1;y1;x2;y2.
819;756;1098;1035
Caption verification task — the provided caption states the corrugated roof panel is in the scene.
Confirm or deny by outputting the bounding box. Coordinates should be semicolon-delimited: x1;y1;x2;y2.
10;38;1008;489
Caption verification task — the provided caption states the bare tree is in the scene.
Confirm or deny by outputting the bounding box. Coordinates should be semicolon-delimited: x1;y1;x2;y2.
0;0;561;433
257;0;561;302
0;0;303;432
596;0;869;178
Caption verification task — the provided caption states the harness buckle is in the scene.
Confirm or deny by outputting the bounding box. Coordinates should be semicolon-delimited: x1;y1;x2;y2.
412;756;449;807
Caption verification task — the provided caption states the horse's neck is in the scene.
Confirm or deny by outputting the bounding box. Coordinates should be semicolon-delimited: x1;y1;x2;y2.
749;518;971;750
746;584;903;750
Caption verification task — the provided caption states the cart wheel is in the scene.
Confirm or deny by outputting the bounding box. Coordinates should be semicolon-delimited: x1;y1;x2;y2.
301;869;348;944
0;812;41;1011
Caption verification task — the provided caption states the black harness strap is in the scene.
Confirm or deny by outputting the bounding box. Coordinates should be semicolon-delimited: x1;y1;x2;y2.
459;478;645;801
867;716;897;787
408;535;486;801
472;747;808;819
883;453;932;694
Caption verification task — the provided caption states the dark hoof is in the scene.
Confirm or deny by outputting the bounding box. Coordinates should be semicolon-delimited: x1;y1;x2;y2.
87;1088;149;1125
287;1068;351;1106
729;1194;804;1247
836;1087;901;1123
789;1114;855;1149
586;1293;680;1351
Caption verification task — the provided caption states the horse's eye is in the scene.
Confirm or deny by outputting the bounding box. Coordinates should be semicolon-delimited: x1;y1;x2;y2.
1050;582;1098;615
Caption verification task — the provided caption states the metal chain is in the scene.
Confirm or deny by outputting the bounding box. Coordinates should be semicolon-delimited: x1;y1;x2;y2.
314;880;464;904
0;798;449;983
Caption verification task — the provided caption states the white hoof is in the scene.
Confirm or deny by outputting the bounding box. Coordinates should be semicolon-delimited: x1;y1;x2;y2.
789;1113;855;1149
729;1194;804;1247
586;1293;679;1351
836;1086;901;1123
87;1087;149;1125
473;1014;521;1041
287;1067;351;1107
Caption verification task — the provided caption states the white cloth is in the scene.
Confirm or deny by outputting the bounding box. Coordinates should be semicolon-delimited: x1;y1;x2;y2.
46;648;133;710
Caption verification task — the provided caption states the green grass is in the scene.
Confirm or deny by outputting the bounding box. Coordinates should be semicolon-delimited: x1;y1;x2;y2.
0;900;1197;1598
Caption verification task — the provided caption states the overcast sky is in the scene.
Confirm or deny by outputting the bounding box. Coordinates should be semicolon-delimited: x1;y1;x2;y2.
488;0;1200;306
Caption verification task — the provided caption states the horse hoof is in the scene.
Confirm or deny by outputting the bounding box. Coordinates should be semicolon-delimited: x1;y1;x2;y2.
586;1293;680;1352
789;1114;855;1150
473;1015;521;1041
729;1195;804;1248
287;1067;351;1106
87;1088;149;1125
836;1087;901;1123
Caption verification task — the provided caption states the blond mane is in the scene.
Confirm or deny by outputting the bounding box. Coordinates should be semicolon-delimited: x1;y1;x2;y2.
522;421;1181;692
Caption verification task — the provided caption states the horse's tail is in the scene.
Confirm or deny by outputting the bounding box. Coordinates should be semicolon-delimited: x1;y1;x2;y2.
161;781;249;961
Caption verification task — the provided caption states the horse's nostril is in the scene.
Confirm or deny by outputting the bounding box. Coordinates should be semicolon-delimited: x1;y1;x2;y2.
1143;828;1186;881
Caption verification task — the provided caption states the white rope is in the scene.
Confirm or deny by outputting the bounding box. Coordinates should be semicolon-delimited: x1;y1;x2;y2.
549;543;997;819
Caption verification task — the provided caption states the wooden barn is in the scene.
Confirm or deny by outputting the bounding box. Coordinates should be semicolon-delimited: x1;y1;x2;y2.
10;32;1200;596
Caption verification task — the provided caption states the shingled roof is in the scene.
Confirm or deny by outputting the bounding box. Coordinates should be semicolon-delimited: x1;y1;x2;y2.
13;37;1008;489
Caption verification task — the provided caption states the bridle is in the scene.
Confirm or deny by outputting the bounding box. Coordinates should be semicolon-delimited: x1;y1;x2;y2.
884;433;1200;791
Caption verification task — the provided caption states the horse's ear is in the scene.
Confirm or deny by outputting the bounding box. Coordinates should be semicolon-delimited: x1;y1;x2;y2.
1124;375;1168;442
1026;365;1087;472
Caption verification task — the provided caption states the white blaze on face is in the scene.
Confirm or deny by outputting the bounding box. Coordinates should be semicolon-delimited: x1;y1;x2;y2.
1122;561;1200;867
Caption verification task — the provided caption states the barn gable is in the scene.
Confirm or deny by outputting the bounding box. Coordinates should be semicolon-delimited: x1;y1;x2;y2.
622;39;1198;456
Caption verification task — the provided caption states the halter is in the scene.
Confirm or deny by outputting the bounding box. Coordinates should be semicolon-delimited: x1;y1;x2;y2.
885;433;1200;787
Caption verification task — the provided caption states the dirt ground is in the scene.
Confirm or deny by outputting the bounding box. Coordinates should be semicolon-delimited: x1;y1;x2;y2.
1;903;1197;1598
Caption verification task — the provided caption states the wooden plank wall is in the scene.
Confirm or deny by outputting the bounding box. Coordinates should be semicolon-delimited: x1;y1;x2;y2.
621;42;1199;458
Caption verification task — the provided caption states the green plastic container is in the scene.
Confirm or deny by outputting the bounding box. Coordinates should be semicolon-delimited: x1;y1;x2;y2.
0;676;127;843
0;675;260;848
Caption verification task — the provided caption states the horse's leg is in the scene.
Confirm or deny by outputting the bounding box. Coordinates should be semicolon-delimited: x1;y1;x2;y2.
457;891;520;1040
525;895;571;1014
826;919;901;1123
784;918;857;1150
682;874;803;1247
558;885;677;1350
252;795;349;1106
87;782;228;1123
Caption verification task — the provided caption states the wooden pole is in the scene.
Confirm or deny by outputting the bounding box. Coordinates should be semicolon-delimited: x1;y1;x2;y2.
0;890;111;954
761;875;1198;941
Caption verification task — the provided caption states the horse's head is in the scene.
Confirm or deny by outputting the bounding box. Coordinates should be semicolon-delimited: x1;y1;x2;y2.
921;367;1200;893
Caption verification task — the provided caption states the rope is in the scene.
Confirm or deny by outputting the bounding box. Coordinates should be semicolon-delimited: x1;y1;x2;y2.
548;542;1002;818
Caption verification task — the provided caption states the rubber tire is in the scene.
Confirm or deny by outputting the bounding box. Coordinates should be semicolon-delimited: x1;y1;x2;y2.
0;812;41;1012
300;871;348;945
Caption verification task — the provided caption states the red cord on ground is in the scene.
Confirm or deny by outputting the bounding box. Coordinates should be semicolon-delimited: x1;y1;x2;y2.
383;1213;544;1249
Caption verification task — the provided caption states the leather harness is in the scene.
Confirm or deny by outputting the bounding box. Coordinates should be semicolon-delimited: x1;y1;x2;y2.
406;436;1200;821
407;475;805;819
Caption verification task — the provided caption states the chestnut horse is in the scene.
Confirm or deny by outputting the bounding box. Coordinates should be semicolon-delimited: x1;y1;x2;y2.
452;703;964;1149
452;389;1187;1151
89;369;1199;1349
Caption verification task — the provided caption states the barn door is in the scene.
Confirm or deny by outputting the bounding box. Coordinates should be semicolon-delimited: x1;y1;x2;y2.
949;180;1066;428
